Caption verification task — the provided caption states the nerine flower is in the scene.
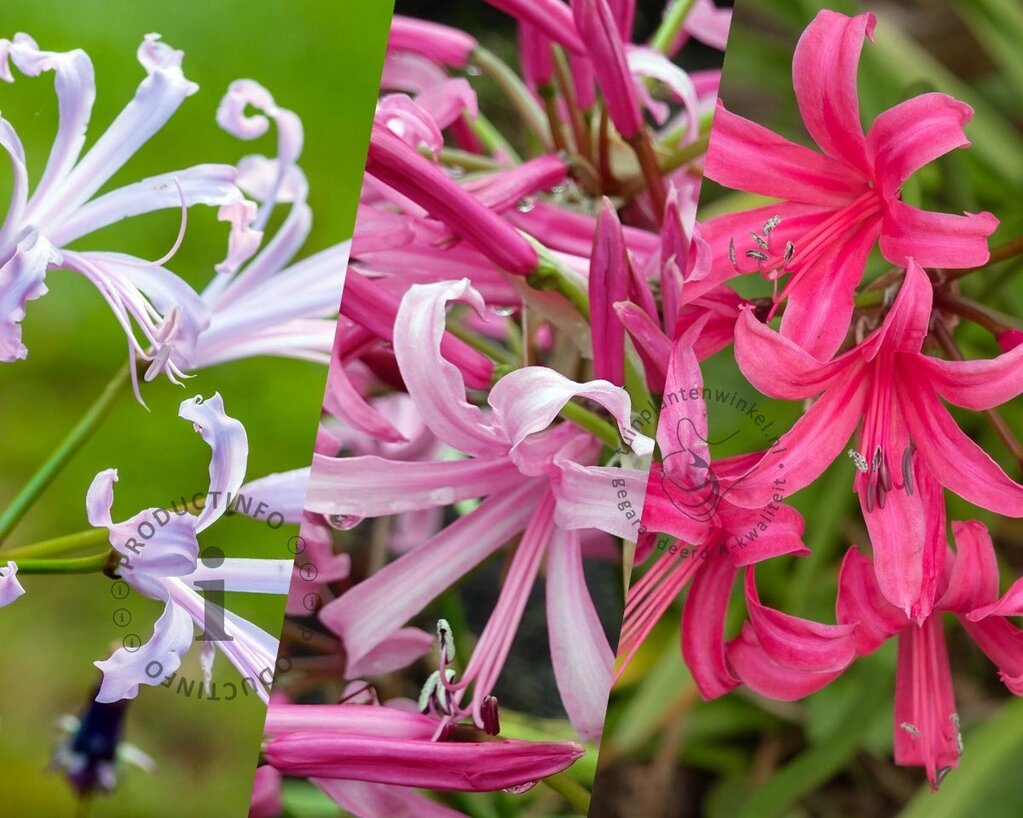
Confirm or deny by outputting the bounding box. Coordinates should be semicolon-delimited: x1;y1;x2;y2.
731;260;1023;621
307;278;652;742
730;520;1023;789
86;394;296;703
0;33;258;375
704;10;997;358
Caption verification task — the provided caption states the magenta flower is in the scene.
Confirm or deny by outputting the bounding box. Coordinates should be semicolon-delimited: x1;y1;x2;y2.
704;10;997;358
87;394;293;703
0;33;258;373
615;319;808;694
731;260;1023;620
731;520;1023;789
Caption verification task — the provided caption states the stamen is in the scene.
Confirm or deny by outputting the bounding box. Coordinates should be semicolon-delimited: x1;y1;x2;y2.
481;695;501;736
848;449;869;473
120;178;189;269
745;249;768;263
418;670;441;713
866;479;876;513
902;447;914;496
762;215;781;234
437;618;456;663
728;238;737;269
900;721;921;737
783;241;795;264
751;232;769;250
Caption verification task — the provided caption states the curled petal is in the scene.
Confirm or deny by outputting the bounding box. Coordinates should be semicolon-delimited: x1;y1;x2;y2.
940;520;1000;614
178;393;248;532
94;600;193;702
0;561;25;607
490;367;654;459
727;624;845;701
0;229;59;361
917;341;1023;412
835;547;907;655
682;553;740;699
237;468;308;525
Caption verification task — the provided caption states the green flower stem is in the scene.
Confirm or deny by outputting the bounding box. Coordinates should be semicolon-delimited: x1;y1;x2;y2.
659;133;710;175
464;110;522;164
4;528;109;560
650;0;698;54
434;147;504;173
526;250;591;319
14;552;111;574
559;401;622;450
628;129;667;222
445;319;518;367
472;47;551;153
0;364;131;545
541;771;592;814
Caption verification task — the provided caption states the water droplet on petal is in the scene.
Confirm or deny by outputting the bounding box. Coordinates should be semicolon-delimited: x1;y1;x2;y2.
489;304;517;317
504;781;537;795
466;64;482;76
550;182;568;195
515;196;536;213
327;514;362;531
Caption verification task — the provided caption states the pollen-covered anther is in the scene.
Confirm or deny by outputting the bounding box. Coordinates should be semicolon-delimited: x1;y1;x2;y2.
481;695;501;736
436;618;456;663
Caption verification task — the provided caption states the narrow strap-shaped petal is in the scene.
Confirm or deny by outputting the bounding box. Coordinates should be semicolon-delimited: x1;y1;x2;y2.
682;553;740;699
573;0;641;137
0;118;29;248
589;199;630;385
724;364;868;508
705;103;867;206
4;34;95;208
879;199;998;269
319;479;543;666
734;307;852;401
939;520;1000;614
393;279;508;456
94;600;193;702
743;569;856;672
835;547;907;655
346;628;436;679
305;453;524;518
727;624;845;701
916;342;1023;412
683;0;732;51
863;258;932;358
30;35;198;228
902;387;1023;517
551;460;647;541
893;617;960;788
866;93;972;200
490;367;654;458
0;229;60;362
0;561;26;607
186;558;292;594
237;468;309;524
779;217;881;360
546;527;615;742
614;301;669;393
265;733;585;791
388;16;478;68
249;766;282;818
264;703;439;739
177;393;248;531
791;11;875;175
485;0;585;54
314;778;470;818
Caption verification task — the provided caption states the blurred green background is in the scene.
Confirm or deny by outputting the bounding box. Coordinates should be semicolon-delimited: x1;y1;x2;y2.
596;1;1023;817
0;0;392;815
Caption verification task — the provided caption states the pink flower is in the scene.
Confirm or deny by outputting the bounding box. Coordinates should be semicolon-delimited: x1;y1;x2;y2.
573;0;642;139
307;279;652;741
704;10;997;358
731;260;1023;620
0;560;25;607
732;520;1023;789
615;319;808;694
388;16;478;69
0;33;258;372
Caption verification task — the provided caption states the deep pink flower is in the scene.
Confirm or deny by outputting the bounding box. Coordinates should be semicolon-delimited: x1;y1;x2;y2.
704;10;997;358
732;520;1023;789
731;260;1023;620
388;16;478;68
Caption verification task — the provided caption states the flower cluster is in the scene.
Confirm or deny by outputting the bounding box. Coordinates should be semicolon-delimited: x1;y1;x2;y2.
618;9;1021;792
255;0;729;813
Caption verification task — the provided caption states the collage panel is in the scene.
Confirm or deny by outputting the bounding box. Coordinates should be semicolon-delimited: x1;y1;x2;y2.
251;2;728;817
0;1;391;815
596;1;1023;817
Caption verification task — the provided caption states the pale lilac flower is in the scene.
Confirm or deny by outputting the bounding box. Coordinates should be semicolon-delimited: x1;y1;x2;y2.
0;33;259;378
87;394;293;703
0;560;25;606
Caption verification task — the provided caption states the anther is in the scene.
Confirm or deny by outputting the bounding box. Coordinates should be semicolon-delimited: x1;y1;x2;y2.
481;695;501;736
745;249;768;263
783;241;795;264
437;619;456;663
900;722;921;737
848;449;869;473
728;238;737;268
751;232;769;250
902;447;914;496
762;215;781;234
